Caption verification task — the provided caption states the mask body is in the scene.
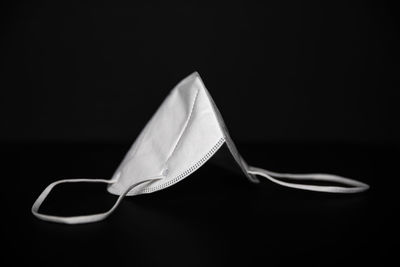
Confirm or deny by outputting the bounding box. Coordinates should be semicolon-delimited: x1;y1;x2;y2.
108;72;257;196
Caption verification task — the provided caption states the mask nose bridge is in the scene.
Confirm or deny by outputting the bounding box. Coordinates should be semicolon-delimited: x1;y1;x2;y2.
199;78;259;184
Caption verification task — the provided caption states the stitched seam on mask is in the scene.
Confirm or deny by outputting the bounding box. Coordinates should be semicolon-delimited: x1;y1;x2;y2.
164;88;200;166
142;137;225;193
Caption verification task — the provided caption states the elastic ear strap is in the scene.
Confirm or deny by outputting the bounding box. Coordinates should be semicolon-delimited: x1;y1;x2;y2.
31;177;163;224
248;166;369;193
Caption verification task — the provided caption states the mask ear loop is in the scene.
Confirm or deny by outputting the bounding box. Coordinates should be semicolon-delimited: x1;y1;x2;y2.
31;176;164;224
247;166;369;193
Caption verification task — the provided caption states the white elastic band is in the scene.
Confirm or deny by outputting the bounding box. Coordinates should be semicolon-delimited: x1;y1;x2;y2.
248;166;369;193
31;176;163;224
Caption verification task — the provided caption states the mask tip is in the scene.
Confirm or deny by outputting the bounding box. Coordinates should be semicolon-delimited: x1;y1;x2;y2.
191;71;200;78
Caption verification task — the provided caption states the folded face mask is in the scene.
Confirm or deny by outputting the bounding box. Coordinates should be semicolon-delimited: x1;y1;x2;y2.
32;72;369;224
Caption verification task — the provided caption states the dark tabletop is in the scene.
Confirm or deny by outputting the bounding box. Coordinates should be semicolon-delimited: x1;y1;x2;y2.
2;142;397;266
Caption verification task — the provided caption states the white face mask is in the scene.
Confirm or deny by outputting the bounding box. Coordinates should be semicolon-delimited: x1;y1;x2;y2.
32;72;369;224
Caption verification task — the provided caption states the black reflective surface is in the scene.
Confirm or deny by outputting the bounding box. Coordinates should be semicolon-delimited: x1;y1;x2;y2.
2;142;397;266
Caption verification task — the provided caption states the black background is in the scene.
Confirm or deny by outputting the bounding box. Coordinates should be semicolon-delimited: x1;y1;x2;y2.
1;1;399;266
1;0;399;144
